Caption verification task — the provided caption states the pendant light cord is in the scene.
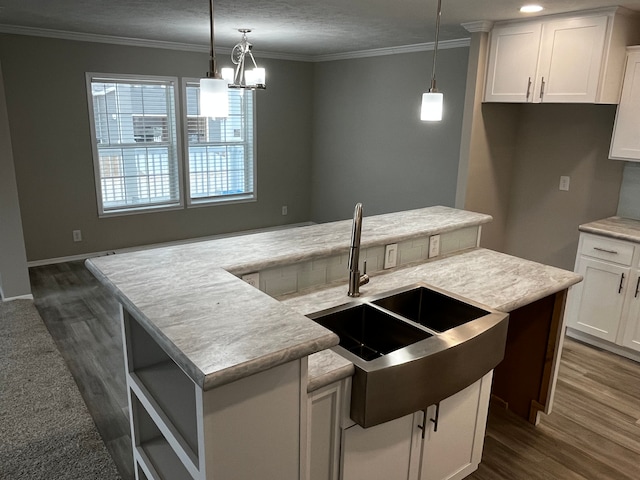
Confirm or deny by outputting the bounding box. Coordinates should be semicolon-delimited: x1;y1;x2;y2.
430;0;442;92
207;0;218;78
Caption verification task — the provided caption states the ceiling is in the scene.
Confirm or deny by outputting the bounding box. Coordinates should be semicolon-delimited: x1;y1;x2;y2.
1;0;640;58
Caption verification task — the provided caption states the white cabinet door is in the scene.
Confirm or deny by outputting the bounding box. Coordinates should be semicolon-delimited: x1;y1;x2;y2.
341;414;417;480
308;383;343;480
484;22;542;103
568;257;628;342
621;272;640;352
536;16;608;103
418;372;492;480
610;48;640;161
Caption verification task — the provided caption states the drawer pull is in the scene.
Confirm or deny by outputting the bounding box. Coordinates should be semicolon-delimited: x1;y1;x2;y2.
635;277;640;298
593;247;618;255
526;77;532;100
619;273;625;294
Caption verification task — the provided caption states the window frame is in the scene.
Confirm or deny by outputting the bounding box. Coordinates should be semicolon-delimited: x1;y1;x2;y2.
86;72;185;217
181;78;257;208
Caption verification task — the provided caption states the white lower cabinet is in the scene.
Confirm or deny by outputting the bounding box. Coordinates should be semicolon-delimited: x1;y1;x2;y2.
568;257;628;342
416;372;492;480
566;232;640;357
311;372;493;480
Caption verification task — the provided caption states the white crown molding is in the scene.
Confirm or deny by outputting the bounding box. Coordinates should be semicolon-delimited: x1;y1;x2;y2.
461;21;493;33
313;38;470;63
0;23;470;63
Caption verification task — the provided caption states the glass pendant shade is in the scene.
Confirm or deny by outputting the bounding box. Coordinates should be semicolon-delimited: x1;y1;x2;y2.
252;68;266;85
200;77;228;118
421;91;443;121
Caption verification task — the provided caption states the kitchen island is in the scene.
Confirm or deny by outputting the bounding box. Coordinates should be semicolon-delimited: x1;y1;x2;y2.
86;206;581;480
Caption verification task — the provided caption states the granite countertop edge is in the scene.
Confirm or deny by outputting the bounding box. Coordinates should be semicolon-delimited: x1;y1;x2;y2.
579;216;640;244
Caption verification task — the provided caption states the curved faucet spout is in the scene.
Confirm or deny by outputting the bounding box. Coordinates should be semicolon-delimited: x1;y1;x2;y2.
348;203;369;297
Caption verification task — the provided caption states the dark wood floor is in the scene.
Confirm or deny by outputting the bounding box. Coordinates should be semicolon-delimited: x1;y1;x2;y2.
30;261;640;480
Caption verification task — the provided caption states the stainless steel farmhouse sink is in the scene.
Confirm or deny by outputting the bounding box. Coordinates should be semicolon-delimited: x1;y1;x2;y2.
307;283;509;428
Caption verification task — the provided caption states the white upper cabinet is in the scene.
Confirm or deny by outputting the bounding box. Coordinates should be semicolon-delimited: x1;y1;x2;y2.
610;47;640;161
484;22;542;102
484;8;640;104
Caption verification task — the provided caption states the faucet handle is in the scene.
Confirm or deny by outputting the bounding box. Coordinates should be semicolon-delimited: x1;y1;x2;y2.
363;260;367;275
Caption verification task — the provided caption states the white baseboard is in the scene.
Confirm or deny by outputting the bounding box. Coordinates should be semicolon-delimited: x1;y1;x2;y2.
566;328;640;363
1;293;34;302
27;222;316;267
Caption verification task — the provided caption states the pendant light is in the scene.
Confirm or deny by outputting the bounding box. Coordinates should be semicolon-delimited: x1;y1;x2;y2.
421;0;444;122
200;0;228;118
221;29;267;89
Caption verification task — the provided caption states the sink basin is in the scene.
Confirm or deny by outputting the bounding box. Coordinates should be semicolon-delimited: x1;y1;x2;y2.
310;303;432;361
372;286;488;332
307;283;509;428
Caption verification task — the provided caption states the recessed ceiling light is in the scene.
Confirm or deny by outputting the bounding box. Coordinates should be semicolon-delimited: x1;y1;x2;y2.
520;5;544;13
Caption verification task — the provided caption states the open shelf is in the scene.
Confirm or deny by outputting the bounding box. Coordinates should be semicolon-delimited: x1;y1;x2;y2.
132;394;195;479
124;312;199;464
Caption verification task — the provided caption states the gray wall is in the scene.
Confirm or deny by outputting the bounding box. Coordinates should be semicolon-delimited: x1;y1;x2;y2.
0;58;31;299
309;47;469;222
0;34;314;261
617;162;640;219
503;104;624;270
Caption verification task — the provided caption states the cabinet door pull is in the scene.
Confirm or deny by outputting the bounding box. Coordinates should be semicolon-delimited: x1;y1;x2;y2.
526;77;532;100
635;277;640;298
619;273;625;294
593;247;618;254
540;77;545;100
418;409;428;439
430;403;440;433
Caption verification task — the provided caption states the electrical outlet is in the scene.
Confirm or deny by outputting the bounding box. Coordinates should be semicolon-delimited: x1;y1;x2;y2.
282;205;288;216
72;230;82;242
428;235;440;258
384;243;398;269
242;272;260;288
559;176;570;191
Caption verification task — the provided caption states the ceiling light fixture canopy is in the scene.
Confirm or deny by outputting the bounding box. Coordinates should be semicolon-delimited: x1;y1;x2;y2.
222;29;266;90
421;0;443;122
200;0;228;118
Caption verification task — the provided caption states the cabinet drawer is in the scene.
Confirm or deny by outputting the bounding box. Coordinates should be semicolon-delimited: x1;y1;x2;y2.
581;235;634;265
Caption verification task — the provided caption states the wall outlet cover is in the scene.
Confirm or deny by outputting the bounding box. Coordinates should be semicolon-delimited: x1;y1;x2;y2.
428;235;440;258
384;244;398;269
72;230;82;242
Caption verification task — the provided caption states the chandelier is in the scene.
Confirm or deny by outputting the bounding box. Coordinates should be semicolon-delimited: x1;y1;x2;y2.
222;29;266;90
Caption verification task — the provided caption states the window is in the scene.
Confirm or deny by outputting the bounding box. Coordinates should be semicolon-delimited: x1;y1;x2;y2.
184;81;255;204
87;74;182;215
86;74;256;216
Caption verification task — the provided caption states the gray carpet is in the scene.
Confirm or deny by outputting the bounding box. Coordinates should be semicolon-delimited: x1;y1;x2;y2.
0;299;121;480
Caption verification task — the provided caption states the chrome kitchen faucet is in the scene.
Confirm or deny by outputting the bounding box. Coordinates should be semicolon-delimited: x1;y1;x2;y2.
347;202;370;297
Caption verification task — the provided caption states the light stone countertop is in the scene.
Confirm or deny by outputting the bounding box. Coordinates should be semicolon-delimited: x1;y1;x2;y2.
579;216;640;243
86;206;491;391
282;248;583;317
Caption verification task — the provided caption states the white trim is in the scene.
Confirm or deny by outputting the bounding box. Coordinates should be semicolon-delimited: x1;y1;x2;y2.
566;327;640;363
0;23;470;62
462;21;494;33
313;38;470;62
1;293;34;302
26;222;315;267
